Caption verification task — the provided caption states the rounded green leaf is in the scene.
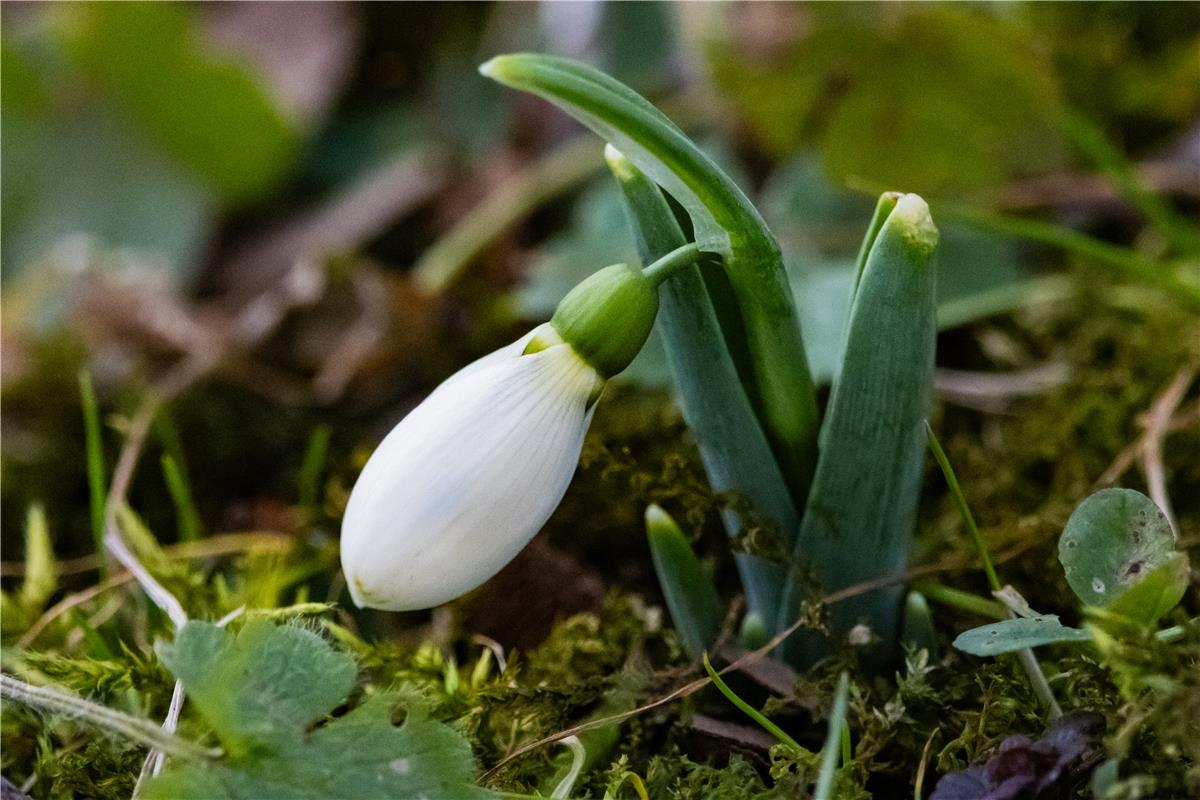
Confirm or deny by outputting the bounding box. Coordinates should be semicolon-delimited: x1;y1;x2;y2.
1058;488;1180;609
1105;553;1189;624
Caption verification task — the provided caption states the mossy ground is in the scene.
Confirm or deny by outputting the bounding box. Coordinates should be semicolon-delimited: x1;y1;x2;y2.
2;278;1197;799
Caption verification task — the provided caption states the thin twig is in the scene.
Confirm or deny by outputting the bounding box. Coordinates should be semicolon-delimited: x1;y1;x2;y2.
1096;363;1197;531
16;574;137;650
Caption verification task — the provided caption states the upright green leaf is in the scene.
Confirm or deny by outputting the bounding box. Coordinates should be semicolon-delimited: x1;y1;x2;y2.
778;195;938;667
78;370;107;571
482;53;818;510
901;591;939;660
162;454;203;542
611;148;792;622
814;672;850;800
19;504;57;610
645;505;724;660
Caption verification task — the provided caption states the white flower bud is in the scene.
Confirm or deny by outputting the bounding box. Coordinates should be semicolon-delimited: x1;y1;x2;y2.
340;324;605;611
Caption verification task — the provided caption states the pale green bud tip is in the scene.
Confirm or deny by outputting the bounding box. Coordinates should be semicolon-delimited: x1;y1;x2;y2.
478;54;525;85
477;57;501;79
551;263;658;379
604;144;636;181
890;193;938;255
644;503;676;532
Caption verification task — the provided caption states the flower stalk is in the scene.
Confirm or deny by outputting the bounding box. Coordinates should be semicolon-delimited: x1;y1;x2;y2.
481;53;820;510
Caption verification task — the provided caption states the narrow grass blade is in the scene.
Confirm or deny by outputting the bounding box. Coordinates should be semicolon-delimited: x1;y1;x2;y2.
0;674;219;761
413;137;603;293
1065;113;1200;256
482;53;819;509
298;423;332;525
778;195;938;667
550;736;586;799
702;653;804;752
645;505;724;660
912;580;1007;621
78;370;108;573
162;455;203;542
612;147;792;621
926;425;1062;715
814;672;850;800
942;204;1200;311
925;424;1001;591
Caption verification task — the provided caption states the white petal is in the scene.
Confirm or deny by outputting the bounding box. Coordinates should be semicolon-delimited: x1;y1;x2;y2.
340;337;600;611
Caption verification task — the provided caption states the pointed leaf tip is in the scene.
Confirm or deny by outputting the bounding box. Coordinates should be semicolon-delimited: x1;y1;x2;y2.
891;193;938;254
604;143;635;179
478;57;498;79
644;503;671;529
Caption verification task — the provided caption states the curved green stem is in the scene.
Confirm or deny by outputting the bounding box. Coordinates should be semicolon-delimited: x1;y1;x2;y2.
641;242;701;286
482;53;818;510
702;653;804;752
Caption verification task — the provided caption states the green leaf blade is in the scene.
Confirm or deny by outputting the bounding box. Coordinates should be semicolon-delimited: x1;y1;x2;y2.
645;505;724;660
778;194;939;666
156;620;357;755
1106;552;1189;625
483;52;819;512
611;148;792;622
953;616;1091;657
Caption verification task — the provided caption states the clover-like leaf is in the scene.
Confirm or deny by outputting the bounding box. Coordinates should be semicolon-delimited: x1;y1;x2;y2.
147;620;494;800
1058;489;1185;620
157;620;357;756
953;616;1091;657
1105;553;1190;625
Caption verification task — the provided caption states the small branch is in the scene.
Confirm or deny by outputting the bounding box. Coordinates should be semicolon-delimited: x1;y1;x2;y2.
1097;363;1196;532
0;675;219;762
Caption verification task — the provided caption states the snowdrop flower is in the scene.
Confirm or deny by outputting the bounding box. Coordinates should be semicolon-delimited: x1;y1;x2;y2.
341;256;686;611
